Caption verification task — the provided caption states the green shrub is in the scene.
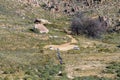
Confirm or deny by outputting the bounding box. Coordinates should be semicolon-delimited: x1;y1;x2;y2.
103;62;120;78
23;62;66;79
0;77;4;80
4;76;10;80
73;76;112;80
33;28;40;33
116;69;120;77
3;68;15;74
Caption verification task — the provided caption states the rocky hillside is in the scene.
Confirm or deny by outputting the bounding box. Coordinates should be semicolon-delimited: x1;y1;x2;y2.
14;0;120;30
0;0;120;80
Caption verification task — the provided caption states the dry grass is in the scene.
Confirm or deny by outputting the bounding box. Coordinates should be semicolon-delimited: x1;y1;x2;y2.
0;0;120;80
62;52;120;79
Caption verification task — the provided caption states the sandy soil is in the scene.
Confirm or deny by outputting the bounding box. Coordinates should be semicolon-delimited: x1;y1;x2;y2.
44;35;78;51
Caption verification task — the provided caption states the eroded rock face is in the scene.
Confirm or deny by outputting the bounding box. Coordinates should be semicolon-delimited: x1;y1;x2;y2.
17;0;40;6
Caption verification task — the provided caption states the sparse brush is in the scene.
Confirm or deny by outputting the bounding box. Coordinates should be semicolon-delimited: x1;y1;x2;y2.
70;12;109;38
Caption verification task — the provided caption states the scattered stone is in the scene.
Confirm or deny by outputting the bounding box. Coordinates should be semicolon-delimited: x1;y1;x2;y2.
22;17;25;19
53;35;59;38
49;46;54;50
49;35;59;38
63;37;67;40
54;28;59;31
67;74;74;79
49;35;53;38
64;28;72;35
73;46;80;50
58;71;63;76
0;71;4;74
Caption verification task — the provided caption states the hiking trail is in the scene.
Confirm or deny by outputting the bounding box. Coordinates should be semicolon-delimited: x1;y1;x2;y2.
44;35;78;51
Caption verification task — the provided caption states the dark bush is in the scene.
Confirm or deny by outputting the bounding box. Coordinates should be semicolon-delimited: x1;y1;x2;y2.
70;12;109;38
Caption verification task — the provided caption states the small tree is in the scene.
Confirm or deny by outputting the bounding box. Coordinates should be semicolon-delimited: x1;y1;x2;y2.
71;12;108;38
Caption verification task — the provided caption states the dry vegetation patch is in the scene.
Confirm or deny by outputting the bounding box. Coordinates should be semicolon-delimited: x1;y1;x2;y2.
62;53;120;79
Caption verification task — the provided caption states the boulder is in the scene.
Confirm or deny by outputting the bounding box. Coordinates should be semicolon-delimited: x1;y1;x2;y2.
34;23;49;33
34;19;51;24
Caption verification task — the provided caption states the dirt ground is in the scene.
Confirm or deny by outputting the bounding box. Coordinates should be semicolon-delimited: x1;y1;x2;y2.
44;35;78;51
62;53;120;79
44;34;120;79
